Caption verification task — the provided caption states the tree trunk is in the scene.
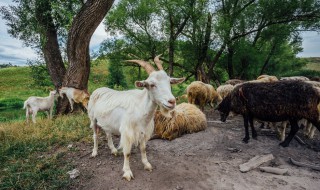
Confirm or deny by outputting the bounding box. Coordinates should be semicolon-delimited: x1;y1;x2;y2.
57;0;115;114
260;42;277;75
227;46;234;79
35;0;66;88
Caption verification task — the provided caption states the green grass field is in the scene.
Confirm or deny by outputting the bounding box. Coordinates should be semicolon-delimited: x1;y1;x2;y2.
305;57;320;71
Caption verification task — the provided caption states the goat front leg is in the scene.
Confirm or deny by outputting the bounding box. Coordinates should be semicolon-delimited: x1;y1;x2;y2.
67;97;74;111
140;138;152;171
121;134;134;181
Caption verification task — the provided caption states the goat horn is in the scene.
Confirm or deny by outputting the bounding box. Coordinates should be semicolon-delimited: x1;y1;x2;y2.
126;60;155;75
154;54;163;70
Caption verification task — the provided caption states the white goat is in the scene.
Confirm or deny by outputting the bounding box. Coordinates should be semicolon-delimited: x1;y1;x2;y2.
59;87;90;111
88;55;185;181
23;90;57;123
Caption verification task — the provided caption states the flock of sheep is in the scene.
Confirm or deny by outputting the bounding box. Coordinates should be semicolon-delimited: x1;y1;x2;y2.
21;55;320;181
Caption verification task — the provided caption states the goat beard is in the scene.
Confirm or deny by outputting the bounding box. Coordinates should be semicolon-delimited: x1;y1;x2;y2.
159;106;173;118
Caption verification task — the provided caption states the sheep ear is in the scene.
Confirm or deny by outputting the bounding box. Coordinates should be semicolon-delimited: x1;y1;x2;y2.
170;77;185;85
135;80;147;88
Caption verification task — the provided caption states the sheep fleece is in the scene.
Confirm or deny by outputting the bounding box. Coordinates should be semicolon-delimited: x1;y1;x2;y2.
154;103;207;140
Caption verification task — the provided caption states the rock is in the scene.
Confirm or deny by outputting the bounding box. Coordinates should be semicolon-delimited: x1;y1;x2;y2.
67;169;80;179
239;154;274;172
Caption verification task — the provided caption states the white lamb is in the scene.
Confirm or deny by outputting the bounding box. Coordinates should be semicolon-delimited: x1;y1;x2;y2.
88;55;185;181
23;90;57;123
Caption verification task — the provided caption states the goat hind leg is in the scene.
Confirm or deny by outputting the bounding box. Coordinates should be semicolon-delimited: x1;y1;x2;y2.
91;121;99;157
249;117;257;139
105;132;118;156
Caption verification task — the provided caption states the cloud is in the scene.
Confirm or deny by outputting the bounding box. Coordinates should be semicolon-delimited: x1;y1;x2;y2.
297;31;320;57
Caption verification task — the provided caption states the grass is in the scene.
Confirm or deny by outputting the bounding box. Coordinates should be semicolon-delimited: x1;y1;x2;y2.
305;57;320;71
0;114;91;189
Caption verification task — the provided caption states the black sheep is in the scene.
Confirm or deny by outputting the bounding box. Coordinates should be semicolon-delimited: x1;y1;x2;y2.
216;80;320;147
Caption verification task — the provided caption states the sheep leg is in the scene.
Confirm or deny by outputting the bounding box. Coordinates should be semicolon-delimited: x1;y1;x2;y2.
249;116;257;139
310;121;320;138
105;132;118;156
91;120;99;157
121;133;134;181
242;115;250;143
279;119;299;147
308;126;316;139
139;138;152;171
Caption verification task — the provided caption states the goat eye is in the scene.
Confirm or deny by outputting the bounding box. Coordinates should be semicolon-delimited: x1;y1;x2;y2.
150;84;156;88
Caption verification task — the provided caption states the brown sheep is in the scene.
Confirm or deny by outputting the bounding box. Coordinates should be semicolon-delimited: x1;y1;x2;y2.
225;79;245;86
152;103;207;140
186;81;220;111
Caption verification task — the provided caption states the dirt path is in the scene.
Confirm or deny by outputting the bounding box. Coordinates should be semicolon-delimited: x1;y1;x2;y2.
68;110;320;190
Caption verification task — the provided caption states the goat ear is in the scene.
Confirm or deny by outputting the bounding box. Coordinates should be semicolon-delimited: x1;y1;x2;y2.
135;80;147;88
170;77;185;85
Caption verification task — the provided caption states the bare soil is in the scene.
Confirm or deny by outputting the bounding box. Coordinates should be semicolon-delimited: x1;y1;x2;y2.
67;109;320;190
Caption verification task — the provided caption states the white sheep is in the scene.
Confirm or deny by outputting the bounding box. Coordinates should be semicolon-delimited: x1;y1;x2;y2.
59;87;90;111
88;55;185;181
23;90;57;123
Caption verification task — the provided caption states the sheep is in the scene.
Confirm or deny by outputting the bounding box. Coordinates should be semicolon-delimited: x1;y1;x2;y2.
87;55;185;181
186;81;221;111
59;87;90;111
23;90;57;123
216;84;234;100
152;103;207;140
225;79;245;86
216;80;320;147
255;75;278;82
280;76;310;81
176;94;188;104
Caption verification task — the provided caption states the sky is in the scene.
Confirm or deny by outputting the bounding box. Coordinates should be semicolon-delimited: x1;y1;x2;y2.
0;1;319;66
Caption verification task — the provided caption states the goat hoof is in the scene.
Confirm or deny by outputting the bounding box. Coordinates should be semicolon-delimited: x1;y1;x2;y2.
123;171;134;181
144;163;153;171
91;151;98;157
252;136;258;140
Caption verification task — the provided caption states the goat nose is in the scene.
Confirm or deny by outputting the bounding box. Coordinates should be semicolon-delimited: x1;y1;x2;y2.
168;99;176;105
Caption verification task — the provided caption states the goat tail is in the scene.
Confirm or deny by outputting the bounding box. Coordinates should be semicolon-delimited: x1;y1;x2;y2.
23;100;28;110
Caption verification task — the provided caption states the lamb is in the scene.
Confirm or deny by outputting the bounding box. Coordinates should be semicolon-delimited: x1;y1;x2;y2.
59;87;90;111
216;80;320;147
87;55;185;181
186;81;221;111
152;103;207;140
23;90;57;123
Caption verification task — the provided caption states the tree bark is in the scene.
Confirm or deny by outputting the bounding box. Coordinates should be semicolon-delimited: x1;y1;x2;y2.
227;46;234;79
